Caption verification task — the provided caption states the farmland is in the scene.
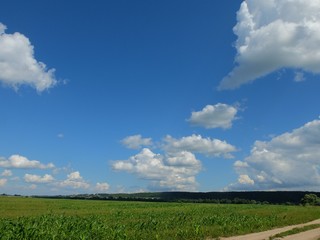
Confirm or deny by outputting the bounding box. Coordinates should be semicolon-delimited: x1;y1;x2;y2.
0;196;320;239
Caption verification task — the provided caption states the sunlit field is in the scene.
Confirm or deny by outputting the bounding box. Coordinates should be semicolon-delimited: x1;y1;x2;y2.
1;196;320;239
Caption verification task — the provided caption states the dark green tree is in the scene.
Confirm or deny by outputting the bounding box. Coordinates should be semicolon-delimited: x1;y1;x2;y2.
301;194;320;206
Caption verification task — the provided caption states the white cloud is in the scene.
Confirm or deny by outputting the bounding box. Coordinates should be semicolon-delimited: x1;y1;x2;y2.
0;178;7;186
112;148;201;191
57;171;90;189
95;182;110;192
188;103;238;129
238;175;254;185
67;171;82;181
121;135;153;149
24;174;54;183
219;0;320;90
113;133;237;191
165;151;200;167
0;155;54;169
1;169;12;177
164;134;237;158
228;119;320;191
0;22;57;92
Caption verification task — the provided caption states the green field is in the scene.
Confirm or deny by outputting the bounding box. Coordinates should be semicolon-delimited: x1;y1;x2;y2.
0;197;320;239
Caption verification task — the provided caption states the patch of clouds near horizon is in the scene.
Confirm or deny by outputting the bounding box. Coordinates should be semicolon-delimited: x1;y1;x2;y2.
95;182;110;192
121;135;153;149
188;103;238;129
113;134;237;191
227;119;320;191
112;148;201;191
55;171;90;189
219;0;320;90
0;22;57;92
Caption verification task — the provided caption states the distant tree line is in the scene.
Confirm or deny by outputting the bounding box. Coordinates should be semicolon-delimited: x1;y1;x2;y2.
29;191;320;206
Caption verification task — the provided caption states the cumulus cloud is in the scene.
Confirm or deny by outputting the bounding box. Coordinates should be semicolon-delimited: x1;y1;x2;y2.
188;103;238;129
112;148;201;191
238;175;254;185
219;0;320;90
113;133;237;190
57;171;90;189
0;178;7;186
121;135;153;149
95;182;110;192
164;134;237;158
0;155;54;169
0;22;57;92
24;174;54;183
1;169;12;177
228;119;320;191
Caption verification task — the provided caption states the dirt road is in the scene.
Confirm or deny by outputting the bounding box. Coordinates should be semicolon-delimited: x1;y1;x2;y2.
281;228;320;240
219;219;320;240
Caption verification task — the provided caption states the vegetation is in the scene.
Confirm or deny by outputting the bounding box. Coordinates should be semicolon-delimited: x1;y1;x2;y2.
34;191;320;205
269;224;320;240
300;194;320;206
1;196;320;239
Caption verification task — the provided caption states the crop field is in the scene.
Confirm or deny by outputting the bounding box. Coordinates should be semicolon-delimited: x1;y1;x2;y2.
0;197;320;239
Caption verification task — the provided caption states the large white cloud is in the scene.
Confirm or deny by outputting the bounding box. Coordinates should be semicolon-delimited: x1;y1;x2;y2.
0;155;54;169
188;103;238;129
113;133;237;190
112;148;201;191
228;119;320;190
0;23;57;92
219;0;320;90
121;135;153;149
164;134;237;158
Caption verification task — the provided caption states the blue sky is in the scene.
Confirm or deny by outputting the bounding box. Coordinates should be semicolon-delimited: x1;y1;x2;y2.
1;0;320;195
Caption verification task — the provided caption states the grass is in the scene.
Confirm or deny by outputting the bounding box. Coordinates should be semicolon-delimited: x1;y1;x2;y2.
1;196;320;239
269;224;320;240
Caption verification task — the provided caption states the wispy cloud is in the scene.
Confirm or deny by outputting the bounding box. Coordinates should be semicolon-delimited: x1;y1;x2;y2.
95;182;110;192
0;22;57;92
121;135;153;149
1;169;12;177
24;174;54;183
57;133;64;139
219;0;320;90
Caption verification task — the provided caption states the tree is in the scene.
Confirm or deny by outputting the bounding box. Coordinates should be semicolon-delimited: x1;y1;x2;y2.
301;194;320;206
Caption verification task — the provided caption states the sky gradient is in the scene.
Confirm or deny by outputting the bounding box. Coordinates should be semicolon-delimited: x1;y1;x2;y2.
1;0;320;195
